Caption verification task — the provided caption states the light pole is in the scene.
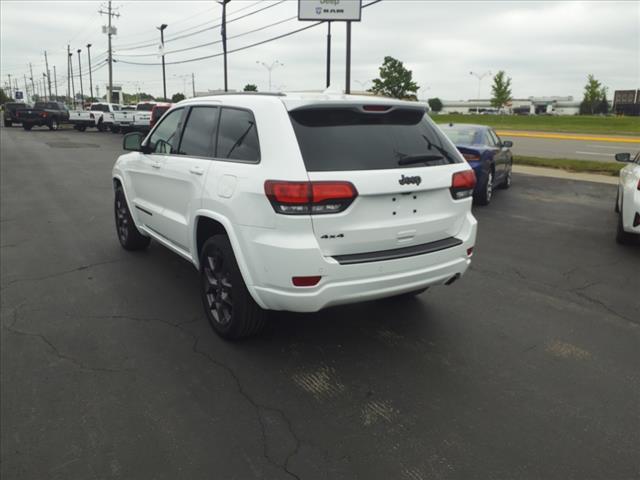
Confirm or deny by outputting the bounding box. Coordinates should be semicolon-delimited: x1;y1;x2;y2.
87;44;94;101
469;71;491;114
354;80;370;92
77;49;85;107
173;74;190;98
256;60;283;92
157;23;168;100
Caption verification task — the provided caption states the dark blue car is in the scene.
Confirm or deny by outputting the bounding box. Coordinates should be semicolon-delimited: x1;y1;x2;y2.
439;124;514;205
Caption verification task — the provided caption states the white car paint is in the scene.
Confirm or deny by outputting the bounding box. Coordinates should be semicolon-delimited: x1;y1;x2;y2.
69;102;120;129
616;151;640;241
132;102;156;131
112;93;478;312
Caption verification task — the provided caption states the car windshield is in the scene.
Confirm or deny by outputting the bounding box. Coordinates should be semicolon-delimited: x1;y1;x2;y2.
440;126;482;145
289;107;462;171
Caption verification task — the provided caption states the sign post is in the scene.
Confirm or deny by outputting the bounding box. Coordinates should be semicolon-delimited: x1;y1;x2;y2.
298;0;362;93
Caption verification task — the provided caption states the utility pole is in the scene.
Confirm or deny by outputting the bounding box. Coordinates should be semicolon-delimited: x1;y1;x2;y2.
219;0;231;92
7;74;12;99
77;49;85;107
192;72;195;97
53;65;58;99
29;63;36;101
42;73;48;101
44;50;52;99
256;60;283;92
67;45;71;104
157;24;168;100
99;0;119;103
87;44;94;100
326;22;331;88
69;51;76;108
345;21;352;94
24;74;29;101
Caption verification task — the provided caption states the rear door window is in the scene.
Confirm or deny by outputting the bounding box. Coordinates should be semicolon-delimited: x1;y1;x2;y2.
178;107;219;157
215;108;260;162
289;107;461;171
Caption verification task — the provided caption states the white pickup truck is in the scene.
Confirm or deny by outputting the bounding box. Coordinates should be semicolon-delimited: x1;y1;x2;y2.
70;103;121;132
131;102;156;133
112;105;137;133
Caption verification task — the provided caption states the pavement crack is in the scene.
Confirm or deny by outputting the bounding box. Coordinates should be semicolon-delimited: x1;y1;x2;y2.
4;307;130;373
2;259;122;290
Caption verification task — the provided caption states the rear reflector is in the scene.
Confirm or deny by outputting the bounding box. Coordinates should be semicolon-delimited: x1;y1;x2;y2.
292;276;321;287
450;170;476;200
265;180;357;215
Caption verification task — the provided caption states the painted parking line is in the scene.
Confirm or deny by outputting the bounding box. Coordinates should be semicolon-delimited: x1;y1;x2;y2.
575;151;615;156
587;144;629;149
496;131;640;143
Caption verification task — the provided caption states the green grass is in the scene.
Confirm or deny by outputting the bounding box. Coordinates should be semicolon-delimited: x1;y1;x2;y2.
432;114;640;136
514;156;624;176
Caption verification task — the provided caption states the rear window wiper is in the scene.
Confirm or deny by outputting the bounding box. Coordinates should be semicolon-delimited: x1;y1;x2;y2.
422;135;458;164
397;154;446;166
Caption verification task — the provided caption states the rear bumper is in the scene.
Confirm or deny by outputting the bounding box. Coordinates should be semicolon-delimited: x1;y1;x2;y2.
71;120;95;127
242;212;477;312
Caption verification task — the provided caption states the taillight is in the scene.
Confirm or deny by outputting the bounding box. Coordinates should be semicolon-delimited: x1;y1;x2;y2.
264;180;358;215
363;105;391;112
637;179;640;191
41;112;47;118
462;153;480;161
450;170;476;200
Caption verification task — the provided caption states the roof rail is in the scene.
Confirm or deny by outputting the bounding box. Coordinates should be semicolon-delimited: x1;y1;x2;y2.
194;92;286;97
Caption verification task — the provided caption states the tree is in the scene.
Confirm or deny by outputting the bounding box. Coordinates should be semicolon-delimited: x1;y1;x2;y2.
243;84;258;92
427;97;443;112
369;56;419;100
171;92;186;103
0;88;11;105
596;87;609;115
490;71;512;111
581;74;603;115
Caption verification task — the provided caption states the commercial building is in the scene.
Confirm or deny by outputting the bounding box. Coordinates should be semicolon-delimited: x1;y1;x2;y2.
440;96;581;115
613;90;640;116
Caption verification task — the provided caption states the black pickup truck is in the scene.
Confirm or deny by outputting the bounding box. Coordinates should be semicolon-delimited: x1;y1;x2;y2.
3;102;29;127
18;102;70;131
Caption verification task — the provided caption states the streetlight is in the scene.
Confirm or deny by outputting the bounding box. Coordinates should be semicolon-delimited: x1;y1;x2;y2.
77;49;85;107
157;23;168;100
173;74;190;97
256;60;283;92
469;70;491;114
354;79;370;92
87;44;94;101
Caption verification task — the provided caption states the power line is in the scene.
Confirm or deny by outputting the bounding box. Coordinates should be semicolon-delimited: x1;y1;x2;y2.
114;0;383;67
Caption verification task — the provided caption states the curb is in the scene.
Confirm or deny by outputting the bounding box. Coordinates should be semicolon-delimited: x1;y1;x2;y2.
496;131;640;144
513;165;618;185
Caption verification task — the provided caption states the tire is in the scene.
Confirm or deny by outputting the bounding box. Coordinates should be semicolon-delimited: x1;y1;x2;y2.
76;125;86;132
614;190;620;213
48;118;59;131
111;125;121;133
498;163;512;189
4;120;12;127
200;235;267;340
23;124;32;131
615;208;638;245
474;170;493;206
114;186;151;251
97;120;106;132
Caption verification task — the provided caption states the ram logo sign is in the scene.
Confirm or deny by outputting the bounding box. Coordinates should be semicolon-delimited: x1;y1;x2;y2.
298;0;362;21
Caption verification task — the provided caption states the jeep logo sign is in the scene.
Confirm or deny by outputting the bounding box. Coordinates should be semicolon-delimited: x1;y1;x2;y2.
399;175;422;186
298;0;362;21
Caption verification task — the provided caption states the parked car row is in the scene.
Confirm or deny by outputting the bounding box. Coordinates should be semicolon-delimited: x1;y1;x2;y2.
4;101;173;135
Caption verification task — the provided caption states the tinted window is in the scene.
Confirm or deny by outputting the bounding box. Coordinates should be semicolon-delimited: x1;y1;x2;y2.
34;102;46;109
290;108;461;171
137;103;155;111
148;108;183;154
179;107;218;157
484;131;496;146
216;108;260;162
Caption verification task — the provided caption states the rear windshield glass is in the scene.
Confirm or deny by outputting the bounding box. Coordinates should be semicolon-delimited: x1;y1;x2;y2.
289;108;462;171
152;107;170;119
440;126;482;145
7;103;26;110
34;102;46;109
91;104;107;112
137;103;155;111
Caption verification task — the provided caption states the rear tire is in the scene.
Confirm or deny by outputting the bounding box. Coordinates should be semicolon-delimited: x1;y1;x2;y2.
498;163;512;189
48;118;59;131
4;120;12;127
97;121;106;132
614;190;620;213
200;235;267;340
23;124;32;131
75;125;86;132
111;125;121;133
474;170;493;206
114;186;151;251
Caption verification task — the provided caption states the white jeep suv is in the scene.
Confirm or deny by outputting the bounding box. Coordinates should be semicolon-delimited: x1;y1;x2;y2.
112;93;478;339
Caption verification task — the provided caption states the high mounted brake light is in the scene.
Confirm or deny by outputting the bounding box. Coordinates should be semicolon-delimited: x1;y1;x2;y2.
450;171;476;200
264;181;357;215
363;105;391;112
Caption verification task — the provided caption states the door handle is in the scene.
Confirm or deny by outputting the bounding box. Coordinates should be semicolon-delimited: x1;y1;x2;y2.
151;162;161;169
189;166;204;176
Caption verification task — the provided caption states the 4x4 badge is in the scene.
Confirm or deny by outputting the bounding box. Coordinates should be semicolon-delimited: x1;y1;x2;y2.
399;175;422;186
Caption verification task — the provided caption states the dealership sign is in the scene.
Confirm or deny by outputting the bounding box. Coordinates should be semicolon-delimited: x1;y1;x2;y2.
298;0;362;21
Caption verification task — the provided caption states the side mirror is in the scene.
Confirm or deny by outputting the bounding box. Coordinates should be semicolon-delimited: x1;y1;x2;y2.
502;140;513;148
615;152;631;163
123;132;145;152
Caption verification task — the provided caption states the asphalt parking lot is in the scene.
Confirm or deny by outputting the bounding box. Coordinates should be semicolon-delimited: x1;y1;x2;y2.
1;125;639;480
